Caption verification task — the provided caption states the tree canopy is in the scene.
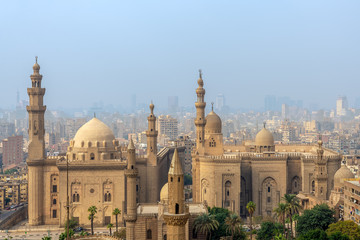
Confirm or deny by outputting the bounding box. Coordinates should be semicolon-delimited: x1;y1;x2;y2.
256;221;284;240
326;221;359;240
296;204;335;236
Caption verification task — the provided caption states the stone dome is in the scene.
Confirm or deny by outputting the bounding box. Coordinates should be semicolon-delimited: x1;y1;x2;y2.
73;118;115;148
160;183;168;202
334;164;354;187
205;111;222;134
255;127;274;146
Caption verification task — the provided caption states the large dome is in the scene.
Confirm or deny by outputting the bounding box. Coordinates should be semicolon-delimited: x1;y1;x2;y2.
255;127;274;146
334;164;354;187
205;111;222;134
160;183;168;202
73;118;115;148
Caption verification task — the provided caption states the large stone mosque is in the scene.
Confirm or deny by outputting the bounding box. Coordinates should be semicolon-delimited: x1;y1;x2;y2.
27;59;345;239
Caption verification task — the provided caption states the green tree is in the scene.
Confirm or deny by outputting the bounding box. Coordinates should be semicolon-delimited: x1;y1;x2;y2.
41;237;51;240
208;207;230;239
194;213;219;240
326;220;359;240
246;201;256;240
282;194;301;239
184;173;192;185
112;208;121;232
328;231;350;240
297;229;328;240
107;223;114;236
225;213;242;240
256;221;283;240
88;205;97;235
273;203;287;236
63;217;78;231
58;229;74;240
296;204;335;236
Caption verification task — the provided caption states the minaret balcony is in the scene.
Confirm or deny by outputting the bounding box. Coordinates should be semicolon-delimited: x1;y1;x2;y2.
163;212;190;226
125;169;139;177
124;214;137;222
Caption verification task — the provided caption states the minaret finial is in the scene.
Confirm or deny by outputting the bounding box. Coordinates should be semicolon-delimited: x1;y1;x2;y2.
211;102;214;111
94;112;96;118
149;101;154;114
199;69;202;79
35;56;38;63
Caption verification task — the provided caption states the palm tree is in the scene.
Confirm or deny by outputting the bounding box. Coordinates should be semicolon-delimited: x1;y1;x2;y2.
282;194;301;239
225;213;242;240
112;208;121;232
246;201;256;240
274;203;287;236
107;223;114;236
194;213;219;240
88;206;97;235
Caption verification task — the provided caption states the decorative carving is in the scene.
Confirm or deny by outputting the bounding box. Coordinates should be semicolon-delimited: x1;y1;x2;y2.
163;213;189;226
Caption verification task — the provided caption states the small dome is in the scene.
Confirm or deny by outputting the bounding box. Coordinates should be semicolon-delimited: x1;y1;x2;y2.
73;118;115;148
205;111;222;134
160;183;168;202
33;62;40;71
255;127;274;146
334;164;354;187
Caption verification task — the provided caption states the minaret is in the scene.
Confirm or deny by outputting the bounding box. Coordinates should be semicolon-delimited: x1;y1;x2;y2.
164;148;189;240
27;57;46;225
146;102;159;202
124;138;138;240
314;140;328;200
195;70;206;152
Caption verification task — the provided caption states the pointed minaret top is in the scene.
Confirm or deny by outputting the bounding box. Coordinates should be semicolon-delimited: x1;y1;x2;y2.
33;56;40;72
128;137;135;150
168;148;183;175
149;101;154;114
197;69;204;87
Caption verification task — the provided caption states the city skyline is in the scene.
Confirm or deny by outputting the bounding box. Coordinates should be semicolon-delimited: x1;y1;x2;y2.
1;1;360;110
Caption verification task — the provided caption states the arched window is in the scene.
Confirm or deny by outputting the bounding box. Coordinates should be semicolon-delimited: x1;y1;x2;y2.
163;234;167;240
90;153;95;160
105;192;111;202
73;194;76;202
146;229;152;239
171;177;173;182
53;199;57;205
311;180;315;192
192;228;198;239
175;203;179;214
108;193;111;201
76;194;80;202
209;138;216;147
178;177;180;182
224;181;231;207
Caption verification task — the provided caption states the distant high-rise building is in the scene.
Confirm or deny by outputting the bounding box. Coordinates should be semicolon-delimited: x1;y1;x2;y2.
131;94;136;111
281;104;288;119
157;115;178;140
216;94;225;111
336;96;348;116
264;95;277;111
2;135;23;169
168;96;179;112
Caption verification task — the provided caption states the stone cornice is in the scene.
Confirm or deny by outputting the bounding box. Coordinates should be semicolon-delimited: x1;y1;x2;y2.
125;169;139;178
163;213;189;226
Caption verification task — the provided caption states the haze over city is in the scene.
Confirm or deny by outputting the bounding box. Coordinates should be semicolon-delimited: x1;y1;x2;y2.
1;1;360;111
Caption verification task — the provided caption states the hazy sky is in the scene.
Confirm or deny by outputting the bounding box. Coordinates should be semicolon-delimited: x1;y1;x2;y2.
1;1;359;111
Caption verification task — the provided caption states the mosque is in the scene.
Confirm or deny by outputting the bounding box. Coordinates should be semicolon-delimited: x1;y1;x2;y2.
27;59;347;239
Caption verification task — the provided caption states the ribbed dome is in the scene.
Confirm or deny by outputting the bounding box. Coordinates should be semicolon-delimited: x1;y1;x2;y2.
205;111;222;134
160;183;168;202
334;164;354;186
255;127;274;146
73;118;115;148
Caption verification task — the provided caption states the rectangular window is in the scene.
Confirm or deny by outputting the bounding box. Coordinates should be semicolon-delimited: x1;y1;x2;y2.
136;185;139;192
267;197;271;203
52;210;57;218
52;185;57;193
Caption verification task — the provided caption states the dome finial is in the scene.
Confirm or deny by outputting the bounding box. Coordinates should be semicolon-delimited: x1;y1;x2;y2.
211;102;214;111
94;112;96;118
199;69;202;79
35;56;38;63
197;69;204;87
33;56;40;72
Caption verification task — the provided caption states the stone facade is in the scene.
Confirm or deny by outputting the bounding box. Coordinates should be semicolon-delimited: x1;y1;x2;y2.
191;74;342;218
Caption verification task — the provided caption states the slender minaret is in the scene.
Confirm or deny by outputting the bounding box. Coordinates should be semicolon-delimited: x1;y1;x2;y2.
164;148;189;240
124;138;138;240
27;57;46;225
195;70;206;152
314;140;328;200
146;102;159;202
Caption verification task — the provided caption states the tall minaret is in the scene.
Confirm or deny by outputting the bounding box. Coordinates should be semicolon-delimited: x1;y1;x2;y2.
146;102;159;202
27;57;46;225
314;140;328;200
124;138;138;240
194;70;206;152
164;148;189;240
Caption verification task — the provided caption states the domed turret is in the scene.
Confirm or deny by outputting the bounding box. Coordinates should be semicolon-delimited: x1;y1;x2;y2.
73;117;115;148
255;123;275;152
205;103;222;134
160;183;169;203
334;163;354;188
